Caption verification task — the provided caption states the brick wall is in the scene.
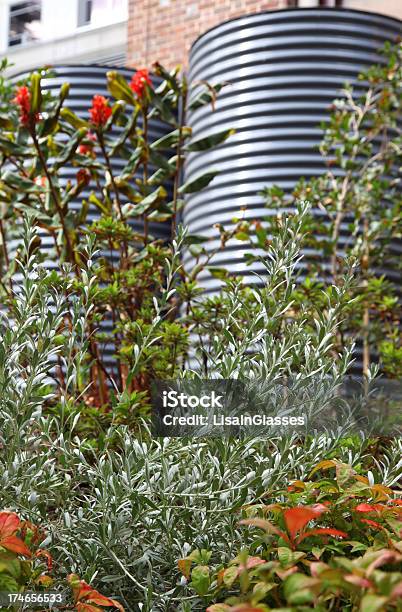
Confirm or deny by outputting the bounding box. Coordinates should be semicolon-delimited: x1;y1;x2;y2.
128;0;293;69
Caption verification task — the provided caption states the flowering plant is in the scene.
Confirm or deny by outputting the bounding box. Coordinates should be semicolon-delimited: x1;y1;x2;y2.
0;62;234;417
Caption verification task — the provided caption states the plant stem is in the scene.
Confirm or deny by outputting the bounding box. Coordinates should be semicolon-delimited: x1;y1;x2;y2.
0;219;13;292
141;106;149;245
172;82;187;240
31;130;77;268
362;215;370;389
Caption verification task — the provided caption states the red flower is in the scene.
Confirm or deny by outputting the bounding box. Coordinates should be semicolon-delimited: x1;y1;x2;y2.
89;95;112;127
14;85;36;127
76;169;91;186
78;131;97;156
130;69;152;98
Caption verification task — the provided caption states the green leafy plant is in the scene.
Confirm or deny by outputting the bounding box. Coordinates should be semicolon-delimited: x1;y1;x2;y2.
0;63;234;412
182;460;402;611
0;510;124;611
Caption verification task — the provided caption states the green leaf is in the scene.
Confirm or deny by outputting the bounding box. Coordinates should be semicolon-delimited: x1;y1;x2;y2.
0;572;19;594
60;108;90;130
30;72;42;114
149;91;177;124
178;170;218;194
41;83;71;136
284;573;318;605
235;231;249;241
122;186;167;217
359;595;388;612
151;127;192;150
53;127;87;168
207;267;228;279
89;192;110;215
189;83;226;111
185;128;234;152
0;114;14;129
184;233;208;245
107;71;135;105
0;137;31;156
190;565;210;596
119;146;142;181
0;553;21;579
2;171;42;193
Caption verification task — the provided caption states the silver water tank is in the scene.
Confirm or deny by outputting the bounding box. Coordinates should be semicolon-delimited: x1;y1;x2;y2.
184;8;401;292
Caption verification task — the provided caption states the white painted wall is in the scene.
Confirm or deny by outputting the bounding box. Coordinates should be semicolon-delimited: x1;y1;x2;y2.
0;0;128;72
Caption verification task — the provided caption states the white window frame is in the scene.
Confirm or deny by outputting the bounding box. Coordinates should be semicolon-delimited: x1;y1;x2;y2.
8;0;42;48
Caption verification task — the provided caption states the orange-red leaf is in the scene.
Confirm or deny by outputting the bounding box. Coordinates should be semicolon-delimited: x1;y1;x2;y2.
236;556;265;576
296;527;348;544
355;503;386;513
178;558;192;580
283;507;323;541
0;512;20;538
360;518;385;531
344;574;372;588
76;604;103;612
35;549;53;571
309;460;336;477
0;535;31;557
367;550;401;576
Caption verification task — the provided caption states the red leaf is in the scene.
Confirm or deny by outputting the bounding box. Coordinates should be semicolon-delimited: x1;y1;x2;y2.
35;549;53;571
355;503;386;513
0;512;20;538
283;507;324;541
237;556;265;576
366;550;402;577
0;535;31;557
86;594;124;611
67;576;124;611
296;527;348;544
344;574;372;589
360;518;384;530
76;604;103;612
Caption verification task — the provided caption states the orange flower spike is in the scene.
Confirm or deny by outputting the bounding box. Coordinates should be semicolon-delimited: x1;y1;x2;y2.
89;95;112;128
130;69;152;98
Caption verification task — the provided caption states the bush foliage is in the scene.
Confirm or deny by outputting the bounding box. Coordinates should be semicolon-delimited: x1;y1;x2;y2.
0;44;400;612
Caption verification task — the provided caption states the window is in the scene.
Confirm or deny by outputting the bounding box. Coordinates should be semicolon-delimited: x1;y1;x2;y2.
8;1;42;47
78;0;93;25
78;0;126;27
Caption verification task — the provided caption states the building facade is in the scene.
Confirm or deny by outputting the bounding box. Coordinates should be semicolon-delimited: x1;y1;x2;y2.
0;0;128;74
127;0;402;69
1;0;401;75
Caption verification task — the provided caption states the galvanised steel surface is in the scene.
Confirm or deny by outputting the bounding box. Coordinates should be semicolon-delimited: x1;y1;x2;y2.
184;8;402;293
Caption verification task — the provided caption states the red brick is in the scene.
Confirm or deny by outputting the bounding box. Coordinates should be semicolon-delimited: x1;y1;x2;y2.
127;0;293;68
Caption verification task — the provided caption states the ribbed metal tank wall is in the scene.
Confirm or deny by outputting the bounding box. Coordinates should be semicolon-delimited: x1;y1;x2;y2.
10;65;172;374
184;8;402;292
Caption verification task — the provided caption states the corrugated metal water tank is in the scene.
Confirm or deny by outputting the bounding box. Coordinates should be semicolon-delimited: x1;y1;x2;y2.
184;8;402;292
